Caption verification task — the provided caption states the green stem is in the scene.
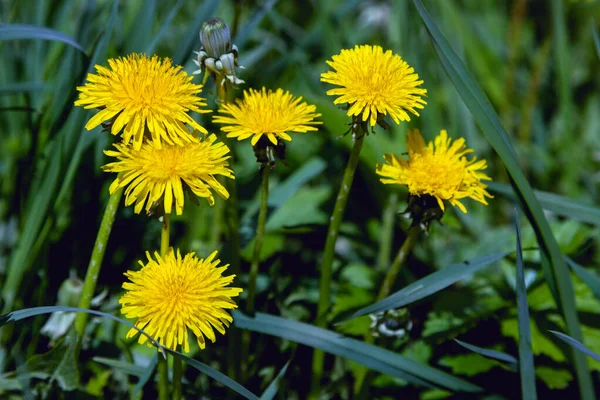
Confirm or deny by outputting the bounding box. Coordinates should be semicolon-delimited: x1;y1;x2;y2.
157;355;169;400
311;135;364;396
173;345;183;400
75;187;123;346
157;213;171;399
355;225;421;398
377;192;399;270
209;81;228;251
247;166;270;315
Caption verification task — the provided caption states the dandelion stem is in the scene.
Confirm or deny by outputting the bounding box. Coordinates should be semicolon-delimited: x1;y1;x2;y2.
158;213;171;400
157;355;169;400
173;345;183;400
355;225;422;398
247;165;270;315
311;134;364;396
75;187;123;347
209;82;228;252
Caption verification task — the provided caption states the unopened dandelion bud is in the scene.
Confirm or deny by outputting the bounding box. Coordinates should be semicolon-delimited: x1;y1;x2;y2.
199;18;232;58
194;18;245;86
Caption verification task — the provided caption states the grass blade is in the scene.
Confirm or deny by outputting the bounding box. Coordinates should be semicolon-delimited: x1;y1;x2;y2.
124;0;157;54
454;339;518;367
0;24;87;58
515;209;537;400
92;357;148;377
233;0;279;50
260;360;291;400
172;0;219;66
549;331;600;363
234;312;481;393
165;349;259;400
134;353;158;395
487;182;600;226
593;19;600;60
145;0;184;55
566;258;600;300
411;2;593;397
341;251;511;323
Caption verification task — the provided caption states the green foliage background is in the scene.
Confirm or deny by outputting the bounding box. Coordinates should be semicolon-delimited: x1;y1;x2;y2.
0;0;599;398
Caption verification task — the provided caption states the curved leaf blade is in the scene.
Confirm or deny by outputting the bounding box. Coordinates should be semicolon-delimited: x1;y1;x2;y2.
411;1;593;397
165;349;259;400
566;258;600;300
260;360;291;400
0;24;87;56
515;210;537;399
234;312;481;393
549;331;600;363
454;339;517;367
487;182;600;226
342;251;511;322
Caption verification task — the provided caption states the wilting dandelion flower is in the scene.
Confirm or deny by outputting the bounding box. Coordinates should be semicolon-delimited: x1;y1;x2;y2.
120;249;242;352
213;87;322;146
103;133;233;215
75;54;210;150
321;45;427;126
376;130;492;213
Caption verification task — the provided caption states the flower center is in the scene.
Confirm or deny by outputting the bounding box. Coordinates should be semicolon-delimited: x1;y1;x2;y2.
406;153;466;199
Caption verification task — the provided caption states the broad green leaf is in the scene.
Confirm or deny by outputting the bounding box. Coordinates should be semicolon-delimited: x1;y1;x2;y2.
549;331;600;363
411;1;592;396
514;212;537;399
0;24;87;56
501;318;564;362
341;251;510;323
438;353;497;377
535;367;572;390
487;182;600;226
260;360;290;400
234;311;481;393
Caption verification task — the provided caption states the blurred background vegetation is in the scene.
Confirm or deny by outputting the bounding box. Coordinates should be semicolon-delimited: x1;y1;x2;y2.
0;0;599;398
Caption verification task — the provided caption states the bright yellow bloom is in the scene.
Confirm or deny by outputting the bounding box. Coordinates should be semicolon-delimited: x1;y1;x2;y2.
321;45;427;126
376;130;492;213
120;248;242;352
103;133;233;215
75;54;209;150
213;87;322;146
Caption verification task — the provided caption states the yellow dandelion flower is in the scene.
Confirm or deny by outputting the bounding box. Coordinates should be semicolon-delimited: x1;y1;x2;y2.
75;53;210;150
321;44;427;126
103;133;234;215
120;248;242;352
213;87;322;146
376;129;492;213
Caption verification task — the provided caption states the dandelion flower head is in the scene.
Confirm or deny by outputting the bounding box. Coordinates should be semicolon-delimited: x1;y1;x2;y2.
75;54;210;150
103;133;233;215
321;44;427;126
120;249;242;352
213;87;322;146
376;129;492;213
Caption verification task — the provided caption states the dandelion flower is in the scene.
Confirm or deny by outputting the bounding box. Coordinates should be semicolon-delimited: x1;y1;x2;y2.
103;133;233;215
120;249;242;352
75;54;209;150
213;87;322;146
376;130;492;213
321;44;427;126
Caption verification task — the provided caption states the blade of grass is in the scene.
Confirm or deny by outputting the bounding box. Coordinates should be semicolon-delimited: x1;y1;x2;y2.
551;0;573;119
233;0;279;49
92;357;148;377
234;312;481;393
165;348;259;400
124;0;156;54
411;2;593;397
341;251;511;323
134;353;158;395
487;182;600;226
549;331;600;363
259;360;291;400
593;18;600;60
566;258;600;300
172;0;219;66
0;24;88;58
515;209;537;400
145;0;184;55
454;339;518;367
0;82;47;95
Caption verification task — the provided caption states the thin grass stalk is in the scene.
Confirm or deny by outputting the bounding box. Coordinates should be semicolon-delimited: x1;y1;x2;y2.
311;134;365;396
355;225;421;398
158;213;171;400
75;187;124;346
173;344;183;400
